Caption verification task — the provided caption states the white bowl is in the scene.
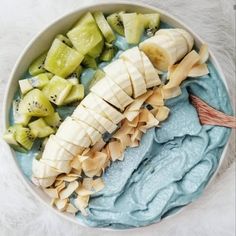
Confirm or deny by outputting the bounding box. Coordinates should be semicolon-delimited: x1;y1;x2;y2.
2;1;231;229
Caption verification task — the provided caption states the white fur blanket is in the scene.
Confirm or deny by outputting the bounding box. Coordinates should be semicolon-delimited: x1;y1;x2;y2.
0;0;235;235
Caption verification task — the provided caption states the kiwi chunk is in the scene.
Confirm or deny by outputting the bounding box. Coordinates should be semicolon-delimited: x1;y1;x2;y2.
15;125;36;150
93;11;116;43
67;12;104;56
18;89;54;117
44;38;84;77
69;65;83;80
43;112;61;128
42;76;72;105
87;39;104;58
100;43;116;62
122;13;144;44
29;118;54;138
89;69;105;89
82;55;97;69
19;73;52;95
107;13;124;36
13;99;31;126
28;53;47;76
142;13;160;36
56;34;73;47
63;84;84;105
67;77;79;85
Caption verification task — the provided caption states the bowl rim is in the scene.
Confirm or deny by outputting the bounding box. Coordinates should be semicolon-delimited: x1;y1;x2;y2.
2;0;232;231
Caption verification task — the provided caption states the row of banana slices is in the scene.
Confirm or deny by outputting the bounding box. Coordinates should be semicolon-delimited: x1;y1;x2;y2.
32;28;195;188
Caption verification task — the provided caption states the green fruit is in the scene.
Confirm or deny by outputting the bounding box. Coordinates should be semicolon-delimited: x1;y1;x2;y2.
100;43;116;62
69;65;83;80
28;118;54;138
67;12;103;56
107;13;124;36
44;38;84;77
43;112;61;128
42;76;72;105
63;84;84;104
15;125;36;150
89;69;105;89
19;73;52;95
87;39;104;58
67;77;79;85
122;13;144;44
56;34;73;47
142;13;160;36
28;52;47;76
82;55;97;69
18;89;54;117
12;99;31;126
93;11;116;43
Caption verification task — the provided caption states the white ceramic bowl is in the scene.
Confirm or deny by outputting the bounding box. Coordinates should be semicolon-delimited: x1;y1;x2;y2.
2;1;231;229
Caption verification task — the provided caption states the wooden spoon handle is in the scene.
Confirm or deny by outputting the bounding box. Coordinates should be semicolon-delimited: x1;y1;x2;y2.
190;95;236;128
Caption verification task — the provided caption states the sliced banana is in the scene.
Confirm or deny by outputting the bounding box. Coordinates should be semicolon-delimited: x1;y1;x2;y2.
103;59;133;96
120;46;145;75
41;159;71;174
175;28;194;51
105;76;133;109
139;34;176;71
90;77;123;110
42;135;74;161
123;60;147;98
72;105;105;133
81;92;124;124
56;117;91;147
32;176;56;188
141;51;161;88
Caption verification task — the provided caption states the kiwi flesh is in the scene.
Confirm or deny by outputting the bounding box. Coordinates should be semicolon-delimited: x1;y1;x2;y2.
13;99;31;126
28;118;54;138
56;34;73;47
62;84;84;105
69;65;83;80
42;76;72;105
44;38;84;78
43;112;61;128
142;13;160;36
67;77;79;85
82;55;97;69
15;125;36;150
93;11;116;43
28;52;47;76
87;39;104;58
100;43;116;62
107;13;125;36
18;89;54;117
67;12;104;56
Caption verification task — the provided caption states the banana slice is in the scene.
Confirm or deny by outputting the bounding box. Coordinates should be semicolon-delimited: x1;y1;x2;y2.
103;59;132;96
72;105;105;133
86;107;118;134
42;135;74;161
155;29;189;61
120;46;145;75
41;159;71;173
81;92;124;124
105;76;133;109
56;117;91;147
139;34;176;71
123;60;147;98
90;77;123;110
32;176;56;188
140;51;161;88
175;28;194;51
73;119;102;145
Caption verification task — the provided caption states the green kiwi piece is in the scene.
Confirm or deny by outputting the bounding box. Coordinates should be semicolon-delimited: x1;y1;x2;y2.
28;52;47;76
100;43;116;62
121;13;144;44
18;89;54;117
82;55;97;69
67;77;79;85
13;99;31;126
42;76;72;105
93;11;116;43
142;13;160;36
69;65;83;80
56;34;73;47
62;84;84;105
89;69;105;89
15;125;36;150
28;118;55;138
43;112;61;128
44;38;84;78
87;39;104;58
107;13;125;36
19;73;52;95
67;12;103;56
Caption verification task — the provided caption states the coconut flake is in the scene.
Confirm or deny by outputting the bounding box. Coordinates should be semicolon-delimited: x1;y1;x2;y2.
161;86;182;99
59;181;79;200
199;44;209;64
54;198;68;212
155;106;170;122
108;141;124;161
145;87;164;106
66;203;78;214
92;178;105;192
43;188;59;198
188;63;209;77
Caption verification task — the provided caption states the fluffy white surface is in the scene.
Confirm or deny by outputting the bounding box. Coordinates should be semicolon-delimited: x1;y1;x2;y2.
0;0;235;235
